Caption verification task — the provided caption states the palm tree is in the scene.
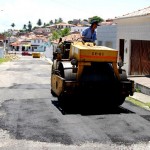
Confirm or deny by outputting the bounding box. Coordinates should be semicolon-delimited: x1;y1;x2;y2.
49;20;53;25
23;24;27;31
58;18;63;23
28;21;32;32
54;19;58;24
11;23;15;29
37;19;42;26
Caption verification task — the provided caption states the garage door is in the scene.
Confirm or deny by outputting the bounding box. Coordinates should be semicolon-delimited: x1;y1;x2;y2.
130;40;150;75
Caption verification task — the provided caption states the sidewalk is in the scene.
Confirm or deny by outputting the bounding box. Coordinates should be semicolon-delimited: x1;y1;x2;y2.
128;76;150;95
128;76;150;104
45;57;53;64
129;92;150;103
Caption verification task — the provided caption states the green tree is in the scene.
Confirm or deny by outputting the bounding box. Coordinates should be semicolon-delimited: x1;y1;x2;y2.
28;21;32;32
68;20;73;24
49;20;53;25
50;31;60;41
89;16;104;23
54;19;58;24
11;23;15;29
83;19;88;22
60;28;70;37
43;23;46;27
23;24;27;31
37;19;42;26
58;18;63;23
3;31;11;38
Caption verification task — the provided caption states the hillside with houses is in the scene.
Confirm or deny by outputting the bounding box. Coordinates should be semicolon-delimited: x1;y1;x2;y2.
0;5;150;76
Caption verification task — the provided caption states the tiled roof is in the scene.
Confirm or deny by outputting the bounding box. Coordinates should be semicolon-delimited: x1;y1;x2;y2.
52;33;82;44
115;6;150;19
56;23;76;26
99;21;115;26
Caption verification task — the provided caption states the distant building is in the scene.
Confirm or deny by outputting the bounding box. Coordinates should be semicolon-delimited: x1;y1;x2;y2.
47;23;76;30
0;40;4;58
33;27;51;34
71;26;88;33
10;34;48;52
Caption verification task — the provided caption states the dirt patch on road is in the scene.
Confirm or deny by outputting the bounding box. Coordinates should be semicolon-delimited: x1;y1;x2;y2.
4;54;20;61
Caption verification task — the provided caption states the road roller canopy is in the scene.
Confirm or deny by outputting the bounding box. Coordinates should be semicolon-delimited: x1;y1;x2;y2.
69;42;118;63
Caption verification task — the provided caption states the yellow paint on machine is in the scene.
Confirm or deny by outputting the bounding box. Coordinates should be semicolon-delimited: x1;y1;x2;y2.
69;42;119;79
69;43;118;63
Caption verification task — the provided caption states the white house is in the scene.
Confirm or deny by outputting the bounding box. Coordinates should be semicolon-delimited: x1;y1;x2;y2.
10;34;48;53
55;23;76;29
43;41;53;59
47;23;76;30
71;26;88;33
97;6;150;76
0;40;4;58
33;27;51;34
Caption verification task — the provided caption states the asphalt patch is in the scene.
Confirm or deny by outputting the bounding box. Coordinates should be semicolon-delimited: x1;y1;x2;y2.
0;98;73;144
52;100;134;115
141;115;150;122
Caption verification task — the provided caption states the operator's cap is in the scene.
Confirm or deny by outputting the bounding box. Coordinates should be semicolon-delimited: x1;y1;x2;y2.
90;20;99;25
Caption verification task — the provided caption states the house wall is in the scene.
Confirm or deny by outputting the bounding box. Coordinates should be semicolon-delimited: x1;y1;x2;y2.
115;16;150;74
31;39;44;45
96;16;150;75
0;41;4;58
44;43;53;59
0;48;4;58
31;39;45;51
56;24;75;29
96;25;117;49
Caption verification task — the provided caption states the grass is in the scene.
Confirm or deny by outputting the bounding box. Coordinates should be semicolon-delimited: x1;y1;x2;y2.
126;97;150;110
135;87;141;93
0;54;20;64
0;57;11;64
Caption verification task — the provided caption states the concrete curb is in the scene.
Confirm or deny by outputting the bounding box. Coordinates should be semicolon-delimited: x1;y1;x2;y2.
135;83;150;96
45;58;53;64
129;92;150;103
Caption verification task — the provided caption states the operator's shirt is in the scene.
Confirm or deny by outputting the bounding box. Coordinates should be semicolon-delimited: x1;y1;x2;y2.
82;27;97;42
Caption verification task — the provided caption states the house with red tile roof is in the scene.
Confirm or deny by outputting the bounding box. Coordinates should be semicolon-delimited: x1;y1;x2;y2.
47;23;76;30
10;34;49;52
51;32;82;53
97;6;150;76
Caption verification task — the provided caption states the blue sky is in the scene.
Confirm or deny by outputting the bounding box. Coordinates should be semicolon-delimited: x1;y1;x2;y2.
0;0;149;32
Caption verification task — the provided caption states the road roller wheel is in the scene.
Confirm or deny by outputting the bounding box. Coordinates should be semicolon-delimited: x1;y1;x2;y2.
51;89;57;97
58;93;67;108
119;96;126;106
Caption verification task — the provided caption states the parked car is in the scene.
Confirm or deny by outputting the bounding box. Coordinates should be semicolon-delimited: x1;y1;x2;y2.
22;51;32;56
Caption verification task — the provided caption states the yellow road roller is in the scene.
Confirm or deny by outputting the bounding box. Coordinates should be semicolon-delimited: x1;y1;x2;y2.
51;41;134;107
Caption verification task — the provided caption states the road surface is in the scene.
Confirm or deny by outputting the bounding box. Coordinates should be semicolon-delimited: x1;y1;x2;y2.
0;56;150;150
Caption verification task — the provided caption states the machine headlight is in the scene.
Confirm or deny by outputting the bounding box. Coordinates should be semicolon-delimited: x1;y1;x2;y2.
71;59;77;66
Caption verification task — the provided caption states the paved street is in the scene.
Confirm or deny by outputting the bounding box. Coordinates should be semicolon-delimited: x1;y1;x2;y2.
0;56;150;150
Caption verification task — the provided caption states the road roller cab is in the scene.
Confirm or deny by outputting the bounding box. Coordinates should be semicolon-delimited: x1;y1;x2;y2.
51;41;134;107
